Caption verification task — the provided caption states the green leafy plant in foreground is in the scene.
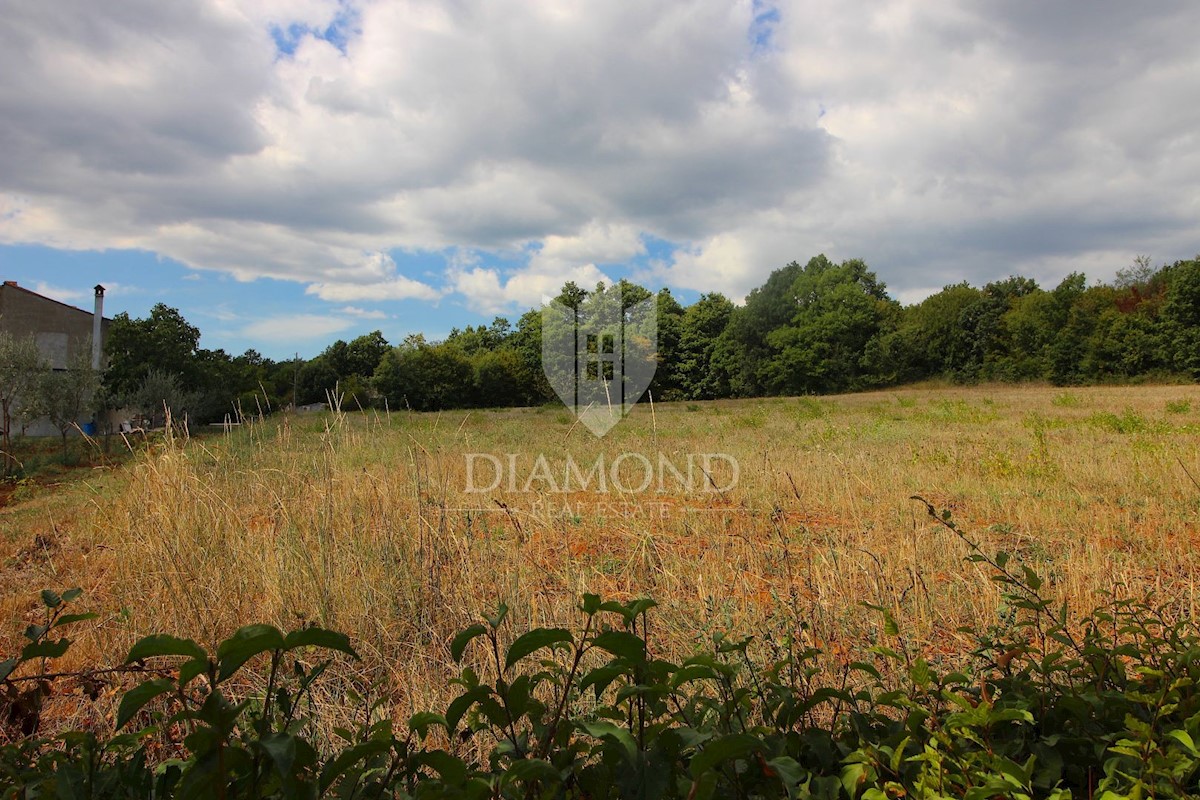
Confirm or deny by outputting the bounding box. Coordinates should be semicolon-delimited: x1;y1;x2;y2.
2;501;1200;798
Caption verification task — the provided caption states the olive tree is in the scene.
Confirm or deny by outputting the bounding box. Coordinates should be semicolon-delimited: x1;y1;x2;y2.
31;343;99;462
0;331;43;473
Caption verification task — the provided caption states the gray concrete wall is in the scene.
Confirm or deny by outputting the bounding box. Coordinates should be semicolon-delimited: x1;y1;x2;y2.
0;281;110;437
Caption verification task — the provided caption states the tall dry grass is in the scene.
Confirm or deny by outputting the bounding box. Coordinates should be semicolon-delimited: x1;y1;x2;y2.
3;383;1199;732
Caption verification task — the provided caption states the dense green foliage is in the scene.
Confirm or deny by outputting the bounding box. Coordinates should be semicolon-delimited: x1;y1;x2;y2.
103;303;283;424
3;505;1200;798
370;254;1200;409
97;255;1199;421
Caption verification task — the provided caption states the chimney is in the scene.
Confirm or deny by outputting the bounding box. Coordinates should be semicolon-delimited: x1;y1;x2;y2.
92;285;105;370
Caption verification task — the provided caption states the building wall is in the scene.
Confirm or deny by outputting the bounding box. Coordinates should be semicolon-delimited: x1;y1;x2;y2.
0;282;108;369
0;281;109;436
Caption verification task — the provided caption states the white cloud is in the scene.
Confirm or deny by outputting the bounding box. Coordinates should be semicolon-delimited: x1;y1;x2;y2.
449;261;612;315
199;304;240;322
306;277;441;302
0;1;820;290
240;313;353;343
25;280;129;306
537;223;644;267
303;252;442;301
31;281;88;304
336;305;388;319
448;223;643;313
646;234;756;302
1;0;1198;307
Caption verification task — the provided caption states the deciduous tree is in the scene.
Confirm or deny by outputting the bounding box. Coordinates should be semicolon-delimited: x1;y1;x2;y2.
0;332;42;473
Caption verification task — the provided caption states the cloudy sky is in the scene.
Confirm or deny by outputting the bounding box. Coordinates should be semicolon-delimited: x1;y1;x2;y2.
1;1;1197;359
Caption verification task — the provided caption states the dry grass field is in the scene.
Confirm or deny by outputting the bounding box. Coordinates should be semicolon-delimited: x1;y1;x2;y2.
3;383;1199;734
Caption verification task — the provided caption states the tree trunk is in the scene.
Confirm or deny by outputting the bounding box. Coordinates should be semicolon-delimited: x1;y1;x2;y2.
1;400;11;476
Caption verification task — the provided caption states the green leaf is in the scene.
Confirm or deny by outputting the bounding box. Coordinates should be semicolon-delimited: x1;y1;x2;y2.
579;665;625;697
1021;565;1043;591
178;658;209;688
62;588;83;603
319;739;392;793
889;737;911;774
909;658;931;688
484;603;509;630
501;758;560;788
600;600;634;617
578;720;639;761
126;634;208;664
216;624;285;682
419;750;468;784
580;593;601;615
1167;729;1199;756
849;661;882;681
765;755;807;788
408;711;447;739
591;630;647;662
714;634;753;654
117;678;174;729
0;657;18;682
670;663;720;687
987;707;1034;724
866;604;900;636
869;645;903;662
446;685;492;733
41;589;62;608
993;755;1032;787
625;598;658;618
505;628;572;670
840;761;870;796
690;733;764;778
51;612;99;629
681;653;737;678
450;624;488;663
283;627;358;658
21;638;70;661
257;732;297;780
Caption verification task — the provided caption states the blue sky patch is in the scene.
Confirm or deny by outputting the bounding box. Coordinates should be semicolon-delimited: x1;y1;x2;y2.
750;1;781;53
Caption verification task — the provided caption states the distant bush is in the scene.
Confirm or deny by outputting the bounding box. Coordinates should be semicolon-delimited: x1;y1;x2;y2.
1166;399;1192;414
3;502;1199;798
1051;391;1081;408
1088;408;1166;434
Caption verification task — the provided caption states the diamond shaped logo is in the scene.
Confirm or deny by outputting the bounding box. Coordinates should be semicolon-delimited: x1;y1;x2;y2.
542;285;657;437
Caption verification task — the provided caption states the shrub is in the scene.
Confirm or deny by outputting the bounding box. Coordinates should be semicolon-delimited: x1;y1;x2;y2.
3;505;1200;797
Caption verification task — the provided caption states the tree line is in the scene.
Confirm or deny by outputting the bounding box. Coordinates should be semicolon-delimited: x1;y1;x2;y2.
4;253;1196;454
292;253;1200;411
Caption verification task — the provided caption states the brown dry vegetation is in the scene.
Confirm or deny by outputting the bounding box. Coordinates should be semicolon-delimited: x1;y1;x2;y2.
2;383;1199;736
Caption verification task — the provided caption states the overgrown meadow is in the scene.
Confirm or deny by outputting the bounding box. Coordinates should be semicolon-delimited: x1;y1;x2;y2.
2;383;1200;796
2;384;1196;719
